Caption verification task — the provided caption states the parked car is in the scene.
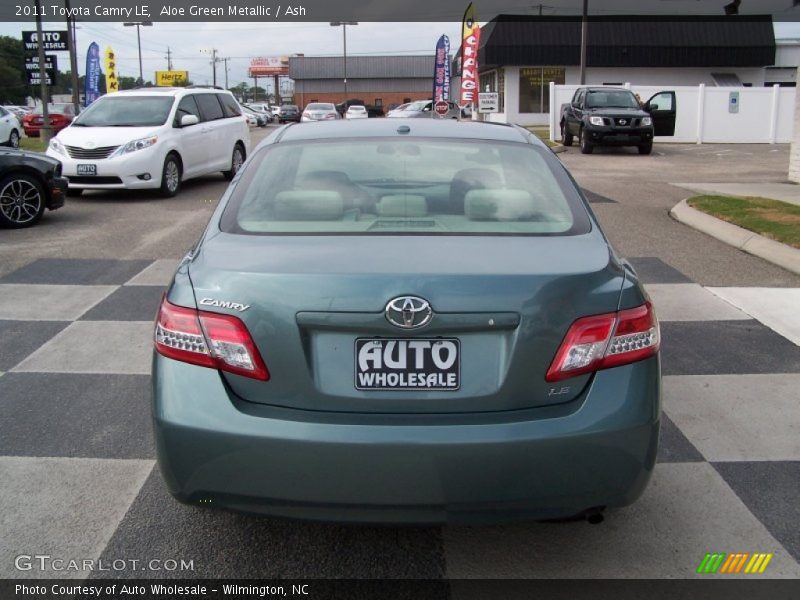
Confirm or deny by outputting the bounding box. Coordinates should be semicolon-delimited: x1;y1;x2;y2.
241;105;268;127
153;119;661;524
0;106;22;148
0;148;66;228
277;105;300;123
5;106;31;128
23;103;76;137
560;87;676;155
301;103;340;122
385;102;411;117
345;105;368;120
46;88;250;197
386;99;460;119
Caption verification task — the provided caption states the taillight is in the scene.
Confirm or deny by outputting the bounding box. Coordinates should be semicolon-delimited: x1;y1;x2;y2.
545;302;659;382
154;297;269;381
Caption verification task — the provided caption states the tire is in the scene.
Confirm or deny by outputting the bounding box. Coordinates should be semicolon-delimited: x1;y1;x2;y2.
0;173;45;228
223;143;245;181
8;129;20;149
561;123;574;147
159;154;182;198
66;188;83;197
579;128;594;154
638;142;653;155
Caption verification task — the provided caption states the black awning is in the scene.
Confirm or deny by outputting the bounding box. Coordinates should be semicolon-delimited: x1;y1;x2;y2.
477;15;775;70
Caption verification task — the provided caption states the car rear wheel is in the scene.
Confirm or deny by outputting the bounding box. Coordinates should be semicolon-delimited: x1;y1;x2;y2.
0;173;45;228
159;154;182;198
561;123;574;147
579;128;594;154
223;143;245;181
8;129;20;148
638;142;653;155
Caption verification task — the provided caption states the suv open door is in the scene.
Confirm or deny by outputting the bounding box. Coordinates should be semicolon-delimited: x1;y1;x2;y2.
645;91;677;136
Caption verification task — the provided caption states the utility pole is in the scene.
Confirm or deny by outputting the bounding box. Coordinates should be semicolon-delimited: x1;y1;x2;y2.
330;22;358;102
64;0;80;113
201;48;220;87
166;46;173;70
123;21;153;85
579;0;588;85
222;57;229;89
34;0;52;144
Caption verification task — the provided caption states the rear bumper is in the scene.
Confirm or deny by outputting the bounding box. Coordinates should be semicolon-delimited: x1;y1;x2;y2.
153;354;660;524
587;127;653;146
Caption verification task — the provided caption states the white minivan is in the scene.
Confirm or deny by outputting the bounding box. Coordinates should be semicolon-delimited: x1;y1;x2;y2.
46;87;250;197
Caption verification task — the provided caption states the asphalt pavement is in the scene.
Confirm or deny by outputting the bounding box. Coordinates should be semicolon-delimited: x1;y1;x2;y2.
1;131;798;583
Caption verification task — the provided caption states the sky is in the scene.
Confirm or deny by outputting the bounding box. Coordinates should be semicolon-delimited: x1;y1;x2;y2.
1;16;799;93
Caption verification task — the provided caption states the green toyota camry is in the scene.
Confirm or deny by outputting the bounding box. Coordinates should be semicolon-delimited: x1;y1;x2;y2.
152;118;661;524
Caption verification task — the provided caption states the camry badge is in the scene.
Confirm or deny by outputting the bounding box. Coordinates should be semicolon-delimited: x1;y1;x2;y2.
385;296;433;329
199;298;250;312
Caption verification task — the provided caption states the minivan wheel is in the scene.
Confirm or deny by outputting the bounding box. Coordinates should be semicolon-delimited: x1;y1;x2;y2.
159;154;181;197
223;143;245;181
8;129;20;148
0;173;45;228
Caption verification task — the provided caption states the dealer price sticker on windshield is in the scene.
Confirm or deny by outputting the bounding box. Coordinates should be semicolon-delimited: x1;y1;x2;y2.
355;338;460;391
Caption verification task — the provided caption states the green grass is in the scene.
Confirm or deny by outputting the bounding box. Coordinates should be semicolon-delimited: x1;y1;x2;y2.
525;126;558;147
688;195;800;249
19;137;47;153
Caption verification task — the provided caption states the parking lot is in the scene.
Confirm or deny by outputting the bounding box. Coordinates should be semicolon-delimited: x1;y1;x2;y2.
1;129;799;581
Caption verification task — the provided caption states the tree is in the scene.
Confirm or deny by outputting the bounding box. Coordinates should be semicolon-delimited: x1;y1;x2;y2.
0;36;28;104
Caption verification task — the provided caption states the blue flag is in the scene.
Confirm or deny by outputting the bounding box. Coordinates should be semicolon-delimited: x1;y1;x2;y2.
433;35;451;102
85;42;101;106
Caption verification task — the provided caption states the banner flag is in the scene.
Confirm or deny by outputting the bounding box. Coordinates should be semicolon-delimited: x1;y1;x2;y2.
432;34;451;102
104;46;118;93
459;2;480;106
85;42;101;106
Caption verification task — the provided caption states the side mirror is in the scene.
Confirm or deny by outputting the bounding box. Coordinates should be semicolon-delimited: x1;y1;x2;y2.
180;114;199;127
647;104;659;112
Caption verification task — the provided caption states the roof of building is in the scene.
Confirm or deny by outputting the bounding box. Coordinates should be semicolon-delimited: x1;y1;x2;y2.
289;55;440;80
474;14;776;69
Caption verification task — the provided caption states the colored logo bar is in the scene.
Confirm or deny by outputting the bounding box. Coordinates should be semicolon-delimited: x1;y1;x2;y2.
697;553;773;574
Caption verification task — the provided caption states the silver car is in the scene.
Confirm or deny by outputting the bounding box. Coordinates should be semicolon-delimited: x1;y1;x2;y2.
301;102;341;122
386;100;461;119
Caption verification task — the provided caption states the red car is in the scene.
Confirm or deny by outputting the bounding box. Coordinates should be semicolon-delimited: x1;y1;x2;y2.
23;104;76;137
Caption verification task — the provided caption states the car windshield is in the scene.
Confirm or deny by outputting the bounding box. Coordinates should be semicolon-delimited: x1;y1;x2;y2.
405;101;429;111
585;91;639;109
306;103;334;111
221;138;590;236
73;96;174;127
34;104;71;115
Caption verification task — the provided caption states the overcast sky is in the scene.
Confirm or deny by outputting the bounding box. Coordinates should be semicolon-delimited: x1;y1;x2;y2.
1;16;798;91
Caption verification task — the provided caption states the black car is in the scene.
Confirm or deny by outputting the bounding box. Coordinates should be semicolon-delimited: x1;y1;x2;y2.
278;105;300;123
560;87;677;155
0;149;67;228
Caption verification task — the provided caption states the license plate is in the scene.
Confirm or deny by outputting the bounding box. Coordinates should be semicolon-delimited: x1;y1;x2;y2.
77;164;96;176
355;338;460;391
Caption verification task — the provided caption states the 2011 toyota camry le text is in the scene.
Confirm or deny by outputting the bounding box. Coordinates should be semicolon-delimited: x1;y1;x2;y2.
152;118;661;524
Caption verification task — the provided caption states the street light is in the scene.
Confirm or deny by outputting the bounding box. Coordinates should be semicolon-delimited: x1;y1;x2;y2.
330;22;357;101
123;21;152;86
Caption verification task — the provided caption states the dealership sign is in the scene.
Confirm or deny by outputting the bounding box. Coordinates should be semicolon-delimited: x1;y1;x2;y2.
22;30;69;52
24;54;57;86
248;57;288;77
156;70;189;86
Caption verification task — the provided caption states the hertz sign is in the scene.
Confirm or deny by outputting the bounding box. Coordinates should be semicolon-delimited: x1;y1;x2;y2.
155;71;189;86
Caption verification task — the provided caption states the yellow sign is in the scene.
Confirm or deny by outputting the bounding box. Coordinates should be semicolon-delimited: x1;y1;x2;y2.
155;70;188;86
104;46;118;93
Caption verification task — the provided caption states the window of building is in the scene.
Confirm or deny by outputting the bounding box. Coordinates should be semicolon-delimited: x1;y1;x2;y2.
519;67;566;114
374;98;383;107
479;70;504;112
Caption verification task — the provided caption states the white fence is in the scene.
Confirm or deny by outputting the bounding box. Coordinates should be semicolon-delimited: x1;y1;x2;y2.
548;83;796;144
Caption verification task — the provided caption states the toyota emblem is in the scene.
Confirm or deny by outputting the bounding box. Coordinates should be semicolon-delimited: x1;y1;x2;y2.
385;296;433;329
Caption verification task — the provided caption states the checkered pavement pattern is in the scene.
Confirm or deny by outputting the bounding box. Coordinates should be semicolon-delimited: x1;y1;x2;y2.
1;257;798;580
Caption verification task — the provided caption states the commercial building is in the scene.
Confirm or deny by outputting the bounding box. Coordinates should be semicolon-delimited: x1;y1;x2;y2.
289;55;439;109
475;15;781;125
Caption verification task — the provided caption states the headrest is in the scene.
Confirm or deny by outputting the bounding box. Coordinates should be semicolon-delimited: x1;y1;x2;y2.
464;189;537;221
273;191;344;221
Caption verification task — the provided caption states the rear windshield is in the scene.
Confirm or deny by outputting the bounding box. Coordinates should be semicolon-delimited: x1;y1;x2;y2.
306;103;334;111
73;96;173;126
220;138;591;236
